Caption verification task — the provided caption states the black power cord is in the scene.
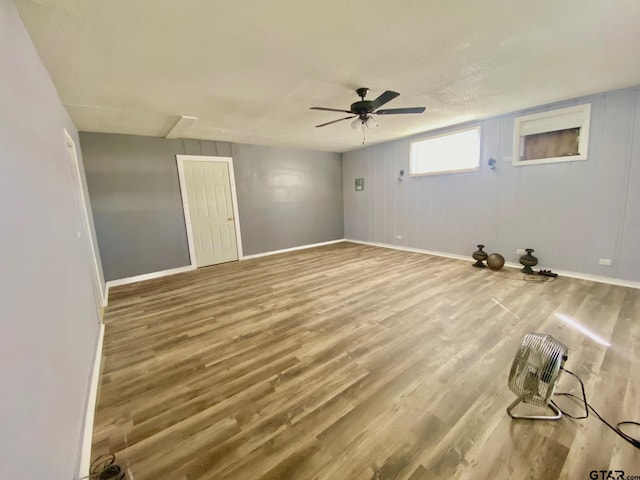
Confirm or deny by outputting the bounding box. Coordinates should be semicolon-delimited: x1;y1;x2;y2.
487;269;557;283
551;368;588;419
80;454;126;480
552;367;640;449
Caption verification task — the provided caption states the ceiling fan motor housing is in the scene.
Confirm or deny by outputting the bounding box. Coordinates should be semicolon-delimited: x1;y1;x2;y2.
351;101;375;117
352;89;374;120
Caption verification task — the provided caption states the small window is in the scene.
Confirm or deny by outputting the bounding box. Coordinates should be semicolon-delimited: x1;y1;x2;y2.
513;104;591;166
410;127;481;176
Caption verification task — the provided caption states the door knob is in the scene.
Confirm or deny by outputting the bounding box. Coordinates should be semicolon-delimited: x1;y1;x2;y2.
227;217;234;221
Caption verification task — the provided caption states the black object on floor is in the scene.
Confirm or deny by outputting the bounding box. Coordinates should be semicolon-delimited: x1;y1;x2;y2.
84;453;126;480
538;269;558;278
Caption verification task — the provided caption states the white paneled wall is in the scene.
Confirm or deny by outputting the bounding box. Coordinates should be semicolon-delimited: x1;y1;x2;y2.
343;87;640;283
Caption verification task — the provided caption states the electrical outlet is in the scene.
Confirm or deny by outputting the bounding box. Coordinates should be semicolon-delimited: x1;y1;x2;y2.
516;249;526;255
599;258;612;266
396;234;403;240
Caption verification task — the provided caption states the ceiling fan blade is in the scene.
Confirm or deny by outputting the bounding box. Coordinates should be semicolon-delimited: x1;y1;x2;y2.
310;107;353;114
375;107;426;115
315;116;356;128
370;90;400;109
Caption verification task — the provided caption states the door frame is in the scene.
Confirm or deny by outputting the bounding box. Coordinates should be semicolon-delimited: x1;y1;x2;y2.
64;129;106;307
176;155;244;267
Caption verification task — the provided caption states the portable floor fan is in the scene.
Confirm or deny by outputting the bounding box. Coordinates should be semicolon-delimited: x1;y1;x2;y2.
507;332;569;420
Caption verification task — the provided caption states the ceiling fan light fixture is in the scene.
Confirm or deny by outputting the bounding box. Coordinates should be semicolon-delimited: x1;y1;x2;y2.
365;116;379;129
351;118;362;130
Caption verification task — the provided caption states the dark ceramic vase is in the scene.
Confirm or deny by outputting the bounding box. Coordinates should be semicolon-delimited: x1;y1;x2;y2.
472;244;488;268
519;248;538;274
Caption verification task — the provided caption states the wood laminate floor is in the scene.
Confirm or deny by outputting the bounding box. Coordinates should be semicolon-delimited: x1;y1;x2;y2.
93;242;640;479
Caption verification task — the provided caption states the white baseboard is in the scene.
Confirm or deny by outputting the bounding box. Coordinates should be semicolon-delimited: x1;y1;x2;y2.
345;239;640;290
345;239;472;262
103;242;346;301
78;322;105;479
538;267;640;289
99;292;107;308
105;265;196;301
241;239;346;260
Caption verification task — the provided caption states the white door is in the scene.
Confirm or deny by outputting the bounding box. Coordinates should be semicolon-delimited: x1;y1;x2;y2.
64;130;105;309
183;160;238;266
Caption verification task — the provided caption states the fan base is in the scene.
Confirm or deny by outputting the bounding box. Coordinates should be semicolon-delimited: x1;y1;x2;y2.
356;87;369;100
507;396;562;421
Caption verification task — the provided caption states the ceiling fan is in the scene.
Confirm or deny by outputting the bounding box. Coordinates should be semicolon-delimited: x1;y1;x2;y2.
310;87;426;129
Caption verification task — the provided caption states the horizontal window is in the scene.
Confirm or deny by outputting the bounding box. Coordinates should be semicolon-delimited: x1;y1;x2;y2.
513;104;591;166
410;127;481;176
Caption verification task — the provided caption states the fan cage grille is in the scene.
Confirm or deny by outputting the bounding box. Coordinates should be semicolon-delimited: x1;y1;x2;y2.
508;333;568;406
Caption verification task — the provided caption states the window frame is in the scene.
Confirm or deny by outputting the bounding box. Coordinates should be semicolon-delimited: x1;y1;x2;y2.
512;103;591;167
409;125;482;177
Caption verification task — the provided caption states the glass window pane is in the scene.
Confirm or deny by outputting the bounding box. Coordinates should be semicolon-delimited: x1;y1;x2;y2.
522;127;580;161
410;127;480;175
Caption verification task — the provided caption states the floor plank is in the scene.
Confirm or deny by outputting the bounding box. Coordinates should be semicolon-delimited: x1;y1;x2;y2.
93;242;640;479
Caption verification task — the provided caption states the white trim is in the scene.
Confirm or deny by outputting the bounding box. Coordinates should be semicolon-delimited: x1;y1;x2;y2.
175;155;244;266
538;268;640;290
242;239;346;260
105;265;196;300
227;159;244;259
344;239;640;290
103;241;346;299
64;129;106;307
513;103;591;166
78;322;105;479
346;239;471;262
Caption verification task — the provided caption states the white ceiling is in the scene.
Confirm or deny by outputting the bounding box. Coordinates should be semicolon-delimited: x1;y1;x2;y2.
16;0;640;153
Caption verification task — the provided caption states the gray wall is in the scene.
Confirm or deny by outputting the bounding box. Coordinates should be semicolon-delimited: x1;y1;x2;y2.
79;134;192;281
232;143;343;255
343;86;640;283
0;1;101;478
80;134;344;281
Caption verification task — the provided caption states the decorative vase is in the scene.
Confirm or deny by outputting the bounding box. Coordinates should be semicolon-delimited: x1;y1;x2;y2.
472;244;488;268
519;248;538;275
